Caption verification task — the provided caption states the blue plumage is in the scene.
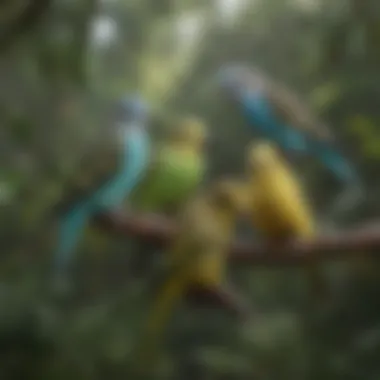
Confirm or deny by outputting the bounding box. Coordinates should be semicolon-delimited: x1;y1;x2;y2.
241;91;309;153
241;91;357;183
217;65;359;184
52;96;151;286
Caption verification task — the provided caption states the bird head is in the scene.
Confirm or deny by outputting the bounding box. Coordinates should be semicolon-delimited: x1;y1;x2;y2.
247;141;283;173
115;94;149;124
216;64;247;98
171;116;207;149
216;63;266;100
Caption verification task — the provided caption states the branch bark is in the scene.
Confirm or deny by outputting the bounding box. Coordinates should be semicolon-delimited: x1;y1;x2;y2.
94;211;380;266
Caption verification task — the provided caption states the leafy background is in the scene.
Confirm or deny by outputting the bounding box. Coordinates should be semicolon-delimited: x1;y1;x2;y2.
1;0;380;378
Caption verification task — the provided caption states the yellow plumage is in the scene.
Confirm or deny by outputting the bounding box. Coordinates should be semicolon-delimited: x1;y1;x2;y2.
132;179;245;373
247;142;314;240
245;141;325;299
175;182;246;288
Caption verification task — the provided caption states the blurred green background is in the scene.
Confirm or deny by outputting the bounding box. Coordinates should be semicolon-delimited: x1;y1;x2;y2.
1;0;380;378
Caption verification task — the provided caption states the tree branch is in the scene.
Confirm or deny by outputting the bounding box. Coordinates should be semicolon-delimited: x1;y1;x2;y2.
94;211;380;266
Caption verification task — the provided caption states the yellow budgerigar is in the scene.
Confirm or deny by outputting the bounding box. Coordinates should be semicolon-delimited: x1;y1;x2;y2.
245;141;326;300
131;179;246;374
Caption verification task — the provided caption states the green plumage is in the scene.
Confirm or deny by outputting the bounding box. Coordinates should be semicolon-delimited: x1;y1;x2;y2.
127;116;207;277
130;142;206;215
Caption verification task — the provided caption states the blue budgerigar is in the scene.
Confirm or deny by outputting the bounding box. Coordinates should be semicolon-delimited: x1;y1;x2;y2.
216;64;358;184
216;64;364;219
52;95;151;288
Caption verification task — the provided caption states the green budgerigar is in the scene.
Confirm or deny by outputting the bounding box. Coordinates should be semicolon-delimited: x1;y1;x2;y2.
130;116;207;215
128;116;208;274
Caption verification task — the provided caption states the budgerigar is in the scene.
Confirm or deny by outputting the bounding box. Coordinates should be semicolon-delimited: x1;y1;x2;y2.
130;116;207;214
245;141;326;301
127;116;207;275
216;64;363;218
51;95;152;290
131;180;246;375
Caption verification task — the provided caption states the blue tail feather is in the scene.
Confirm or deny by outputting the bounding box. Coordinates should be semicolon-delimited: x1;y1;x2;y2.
310;140;359;184
53;206;88;275
280;128;309;153
310;141;364;222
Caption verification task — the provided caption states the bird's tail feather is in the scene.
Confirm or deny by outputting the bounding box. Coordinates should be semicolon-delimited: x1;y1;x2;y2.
326;182;365;225
132;265;190;373
52;208;87;277
312;142;365;222
316;144;359;184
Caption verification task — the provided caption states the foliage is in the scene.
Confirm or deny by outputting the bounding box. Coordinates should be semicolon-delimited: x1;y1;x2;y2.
1;0;380;378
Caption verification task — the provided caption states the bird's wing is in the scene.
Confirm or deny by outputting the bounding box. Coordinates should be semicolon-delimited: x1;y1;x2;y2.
265;80;333;141
132;228;202;370
53;136;120;216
